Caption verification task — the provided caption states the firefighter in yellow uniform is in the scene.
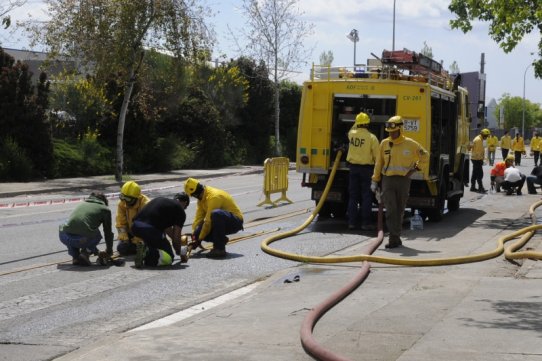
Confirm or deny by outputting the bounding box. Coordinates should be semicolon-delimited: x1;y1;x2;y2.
371;115;429;249
511;133;526;166
486;132;498;166
500;130;512;159
185;178;244;259
116;181;150;255
346;112;379;231
530;132;541;166
470;128;490;193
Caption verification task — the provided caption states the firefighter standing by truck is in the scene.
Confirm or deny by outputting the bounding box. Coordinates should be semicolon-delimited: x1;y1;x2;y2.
371;116;429;249
530;132;541;167
487;131;498;166
512;133;526;166
470;128;490;193
500;130;512;159
116;181;150;255
346;112;379;231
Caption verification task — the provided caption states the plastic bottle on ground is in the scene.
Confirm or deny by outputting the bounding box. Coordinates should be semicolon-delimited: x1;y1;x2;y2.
410;210;424;230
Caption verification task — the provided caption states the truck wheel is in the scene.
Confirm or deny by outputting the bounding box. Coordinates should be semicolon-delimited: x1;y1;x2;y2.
425;181;446;222
447;195;460;212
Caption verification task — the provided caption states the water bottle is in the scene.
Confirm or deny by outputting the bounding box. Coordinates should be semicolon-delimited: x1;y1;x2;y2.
410;210;424;230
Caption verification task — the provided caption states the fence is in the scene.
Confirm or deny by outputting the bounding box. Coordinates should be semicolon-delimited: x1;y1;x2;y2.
257;157;293;207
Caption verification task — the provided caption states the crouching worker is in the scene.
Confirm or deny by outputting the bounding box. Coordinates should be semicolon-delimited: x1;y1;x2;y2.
116;181;150;255
490;155;515;192
59;193;113;266
502;165;526;195
184;178;244;259
131;195;187;268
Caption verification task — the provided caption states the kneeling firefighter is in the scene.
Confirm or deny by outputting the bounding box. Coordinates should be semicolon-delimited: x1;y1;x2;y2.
184;178;244;259
116;181;150;255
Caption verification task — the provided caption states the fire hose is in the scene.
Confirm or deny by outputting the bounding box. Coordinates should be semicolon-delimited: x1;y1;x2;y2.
260;151;542;360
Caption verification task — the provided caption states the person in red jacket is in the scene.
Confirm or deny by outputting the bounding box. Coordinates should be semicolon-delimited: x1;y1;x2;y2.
490;155;515;192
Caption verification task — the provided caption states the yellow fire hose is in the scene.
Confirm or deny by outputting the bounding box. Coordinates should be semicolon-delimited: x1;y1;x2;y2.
260;151;542;266
263;151;542;361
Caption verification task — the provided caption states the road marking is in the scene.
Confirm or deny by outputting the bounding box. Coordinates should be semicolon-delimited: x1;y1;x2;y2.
129;281;262;332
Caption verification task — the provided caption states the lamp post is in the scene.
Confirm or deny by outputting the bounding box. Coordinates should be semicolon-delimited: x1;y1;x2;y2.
346;29;359;67
522;62;533;138
392;0;396;51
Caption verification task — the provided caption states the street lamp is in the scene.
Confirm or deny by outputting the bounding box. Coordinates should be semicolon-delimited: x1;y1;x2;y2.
346;29;359;67
392;0;396;51
522;61;533;138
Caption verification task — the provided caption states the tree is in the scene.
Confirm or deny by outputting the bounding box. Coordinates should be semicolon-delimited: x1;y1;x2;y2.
449;60;460;74
420;41;433;58
449;0;542;78
23;0;213;181
0;0;26;30
237;0;313;156
495;93;541;130
319;50;334;66
0;47;53;180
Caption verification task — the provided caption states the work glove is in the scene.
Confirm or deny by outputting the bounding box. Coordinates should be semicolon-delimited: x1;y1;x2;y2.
117;232;129;242
370;181;379;193
190;233;202;250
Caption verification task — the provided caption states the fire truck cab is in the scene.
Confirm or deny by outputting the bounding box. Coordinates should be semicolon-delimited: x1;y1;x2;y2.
296;49;471;222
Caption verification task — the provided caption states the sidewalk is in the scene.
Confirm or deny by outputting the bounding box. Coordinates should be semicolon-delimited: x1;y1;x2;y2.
0;166;261;199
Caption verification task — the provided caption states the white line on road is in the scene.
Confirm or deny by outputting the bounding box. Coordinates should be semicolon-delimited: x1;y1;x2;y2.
128;281;262;332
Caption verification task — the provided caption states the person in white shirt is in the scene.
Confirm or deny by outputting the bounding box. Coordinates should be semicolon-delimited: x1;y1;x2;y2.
502;166;526;195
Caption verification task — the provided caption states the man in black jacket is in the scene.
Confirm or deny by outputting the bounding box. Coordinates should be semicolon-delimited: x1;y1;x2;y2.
527;165;542;194
131;196;187;268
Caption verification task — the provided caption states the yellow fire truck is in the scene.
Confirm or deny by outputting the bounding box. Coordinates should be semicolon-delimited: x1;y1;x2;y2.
296;49;471;221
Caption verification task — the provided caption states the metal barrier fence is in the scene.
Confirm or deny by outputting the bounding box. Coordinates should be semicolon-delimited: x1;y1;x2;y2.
257;157;293;207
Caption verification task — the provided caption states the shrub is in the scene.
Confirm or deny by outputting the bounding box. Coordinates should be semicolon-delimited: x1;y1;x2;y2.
0;137;34;181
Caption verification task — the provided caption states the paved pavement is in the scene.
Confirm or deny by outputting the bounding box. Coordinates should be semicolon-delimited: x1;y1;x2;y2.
2;165;542;361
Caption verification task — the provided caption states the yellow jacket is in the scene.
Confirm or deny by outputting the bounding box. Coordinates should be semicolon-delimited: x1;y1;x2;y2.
500;135;511;150
531;136;541;152
192;185;243;240
470;135;485;161
346;126;379;165
512;136;525;152
487;135;498;151
116;194;150;242
372;134;429;182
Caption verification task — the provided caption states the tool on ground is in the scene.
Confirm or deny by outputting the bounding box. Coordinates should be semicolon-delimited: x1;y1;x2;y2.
97;251;125;267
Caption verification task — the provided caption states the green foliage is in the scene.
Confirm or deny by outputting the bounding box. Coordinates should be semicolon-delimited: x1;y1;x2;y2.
420;41;433;58
0;137;34;181
230;57;275;164
49;73;112;140
176;87;228;168
319;51;334;66
52;139;83;177
495;93;542;130
0;47;54;179
52;135;113;178
279;80;302;160
449;0;542;78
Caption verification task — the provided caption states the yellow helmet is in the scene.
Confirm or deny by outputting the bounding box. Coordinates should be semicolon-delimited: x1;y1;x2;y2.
354;112;370;126
385;115;403;132
184;177;201;196
505;155;515;162
481;128;490;136
120;181;141;198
